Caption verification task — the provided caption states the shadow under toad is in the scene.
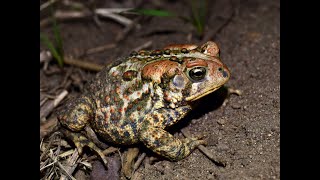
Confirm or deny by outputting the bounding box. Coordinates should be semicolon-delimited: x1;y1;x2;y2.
167;85;229;133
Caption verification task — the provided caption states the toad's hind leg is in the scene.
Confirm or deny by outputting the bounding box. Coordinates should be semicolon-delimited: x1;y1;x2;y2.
57;95;108;165
60;128;108;166
57;95;95;131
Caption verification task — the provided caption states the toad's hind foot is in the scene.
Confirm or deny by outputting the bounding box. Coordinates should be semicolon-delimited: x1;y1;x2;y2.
60;129;108;166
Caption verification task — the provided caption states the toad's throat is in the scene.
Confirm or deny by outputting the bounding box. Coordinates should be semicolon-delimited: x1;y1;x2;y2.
186;86;222;102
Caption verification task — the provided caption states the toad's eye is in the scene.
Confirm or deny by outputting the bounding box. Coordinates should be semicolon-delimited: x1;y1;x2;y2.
188;67;207;81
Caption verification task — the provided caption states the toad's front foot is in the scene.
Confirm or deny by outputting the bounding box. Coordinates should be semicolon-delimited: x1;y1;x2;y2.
60;128;108;166
139;127;206;161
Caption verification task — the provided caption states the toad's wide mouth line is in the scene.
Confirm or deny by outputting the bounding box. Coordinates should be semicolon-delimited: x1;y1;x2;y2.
186;85;222;102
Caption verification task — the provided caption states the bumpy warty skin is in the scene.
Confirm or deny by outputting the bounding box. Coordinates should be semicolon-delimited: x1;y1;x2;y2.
57;41;230;161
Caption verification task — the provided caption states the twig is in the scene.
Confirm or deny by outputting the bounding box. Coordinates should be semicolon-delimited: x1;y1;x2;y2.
115;17;141;42
95;8;133;26
131;152;146;177
85;43;117;56
61;0;86;10
132;41;153;52
40;159;57;172
97;8;134;14
122;148;140;179
63;56;104;72
40;96;48;107
180;128;227;167
40;132;58;161
59;149;79;180
40;10;92;27
40;116;58;139
87;147;118;161
54;10;92;19
58;149;75;158
40;90;68;120
40;0;60;11
85;126;109;149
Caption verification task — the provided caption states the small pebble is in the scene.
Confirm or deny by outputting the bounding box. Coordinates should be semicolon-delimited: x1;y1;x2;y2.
217;118;226;125
231;103;241;109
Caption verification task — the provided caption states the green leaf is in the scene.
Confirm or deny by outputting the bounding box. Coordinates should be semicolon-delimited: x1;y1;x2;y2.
52;17;64;65
130;9;176;17
189;0;207;36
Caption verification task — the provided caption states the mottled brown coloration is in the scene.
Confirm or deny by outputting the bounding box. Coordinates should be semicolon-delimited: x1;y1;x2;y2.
186;58;208;68
57;41;230;164
142;60;180;84
200;41;220;57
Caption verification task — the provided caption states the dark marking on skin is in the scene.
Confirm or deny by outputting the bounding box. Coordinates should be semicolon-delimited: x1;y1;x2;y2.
110;109;122;123
164;49;171;55
154;140;160;147
222;70;229;78
138;50;147;56
138;117;144;123
123;70;138;81
167;115;174;124
169;56;178;61
174;110;180;118
111;129;122;141
127;104;133;109
124;131;130;137
181;48;189;53
153;114;159;123
126;87;133;94
129;122;138;134
103;121;109;130
130;51;138;56
151;49;163;56
131;57;139;62
175;146;184;158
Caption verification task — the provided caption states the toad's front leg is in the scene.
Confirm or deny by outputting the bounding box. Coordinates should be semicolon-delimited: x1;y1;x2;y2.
138;107;206;161
139;126;206;161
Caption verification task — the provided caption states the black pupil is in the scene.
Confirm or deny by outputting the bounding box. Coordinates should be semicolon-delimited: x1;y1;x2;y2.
190;67;206;80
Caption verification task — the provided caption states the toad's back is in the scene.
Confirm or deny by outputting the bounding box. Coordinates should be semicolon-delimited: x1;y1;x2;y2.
85;58;155;145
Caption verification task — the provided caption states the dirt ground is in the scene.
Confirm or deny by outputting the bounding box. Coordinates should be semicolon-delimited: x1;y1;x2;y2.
40;0;279;179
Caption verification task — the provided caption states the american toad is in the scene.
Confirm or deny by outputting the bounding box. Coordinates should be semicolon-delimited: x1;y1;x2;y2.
57;41;230;164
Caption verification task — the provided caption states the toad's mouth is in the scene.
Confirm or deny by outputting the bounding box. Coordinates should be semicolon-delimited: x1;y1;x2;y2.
185;85;222;102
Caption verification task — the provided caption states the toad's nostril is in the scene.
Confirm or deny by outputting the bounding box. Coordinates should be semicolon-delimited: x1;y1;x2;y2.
222;70;229;78
218;67;228;78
